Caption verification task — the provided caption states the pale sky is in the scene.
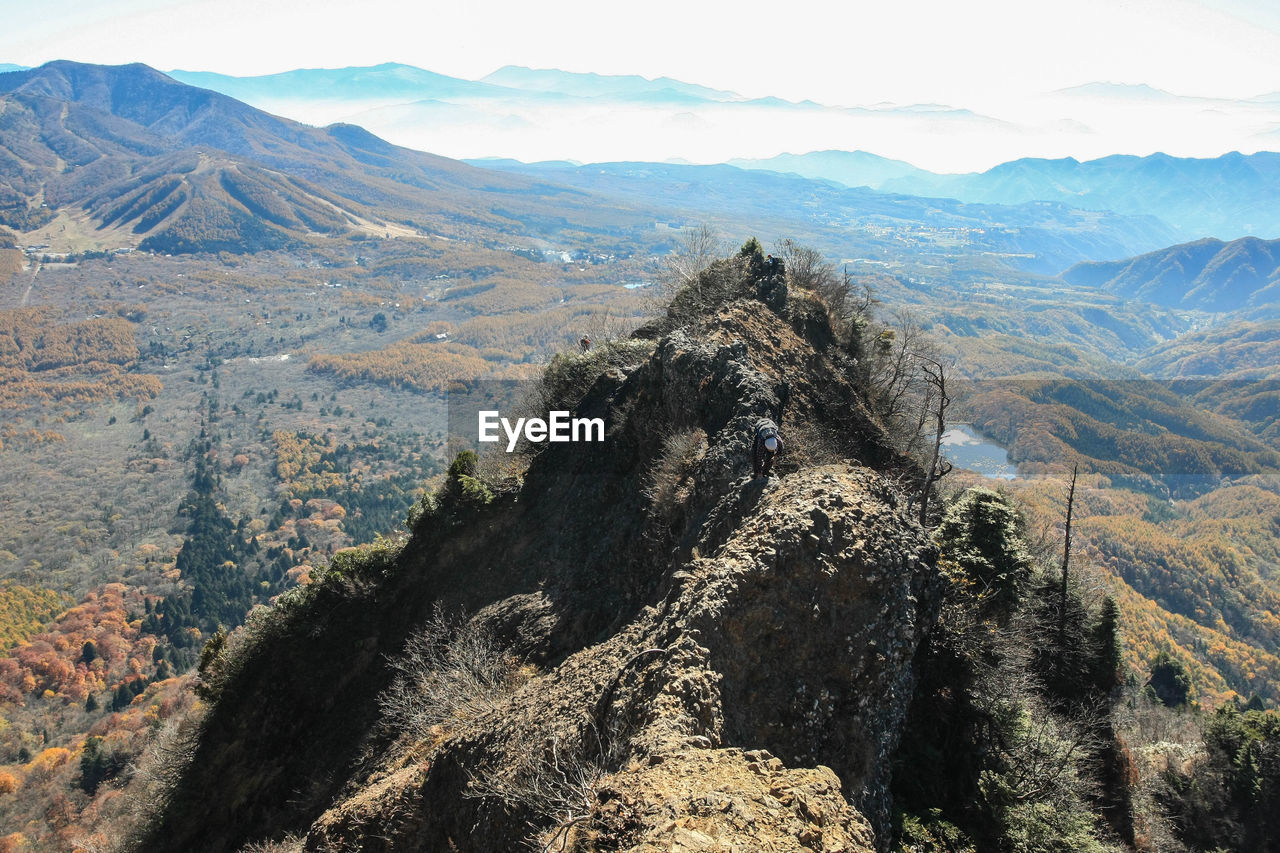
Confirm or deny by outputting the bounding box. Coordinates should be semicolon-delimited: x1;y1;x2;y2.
4;0;1280;105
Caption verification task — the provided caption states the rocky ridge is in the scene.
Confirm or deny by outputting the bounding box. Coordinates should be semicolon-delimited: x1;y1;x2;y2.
141;264;942;853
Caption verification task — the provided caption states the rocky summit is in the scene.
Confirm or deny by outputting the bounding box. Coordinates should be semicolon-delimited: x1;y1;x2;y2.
140;263;941;853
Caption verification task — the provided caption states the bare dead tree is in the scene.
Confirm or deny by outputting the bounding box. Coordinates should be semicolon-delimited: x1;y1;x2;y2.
1057;462;1079;674
661;224;722;295
775;238;833;290
829;268;875;329
772;238;874;342
581;307;640;348
908;379;937;462
917;355;954;528
867;311;937;432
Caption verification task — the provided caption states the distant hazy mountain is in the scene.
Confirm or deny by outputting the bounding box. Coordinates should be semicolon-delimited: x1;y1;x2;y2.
152;62;1060;169
169;63;518;105
729;148;1280;243
0;63;27;73
168;63;740;111
1063;236;1280;311
153;63;1280;185
1053;82;1186;102
728;150;929;189
880;152;1280;240
481;65;739;101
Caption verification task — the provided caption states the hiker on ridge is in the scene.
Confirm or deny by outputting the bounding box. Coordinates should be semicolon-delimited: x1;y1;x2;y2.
752;417;785;479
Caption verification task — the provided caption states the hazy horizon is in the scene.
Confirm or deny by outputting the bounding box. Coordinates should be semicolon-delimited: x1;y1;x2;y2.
142;62;1280;172
5;0;1280;171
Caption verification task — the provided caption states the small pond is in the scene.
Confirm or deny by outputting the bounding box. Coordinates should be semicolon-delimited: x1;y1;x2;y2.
941;424;1018;480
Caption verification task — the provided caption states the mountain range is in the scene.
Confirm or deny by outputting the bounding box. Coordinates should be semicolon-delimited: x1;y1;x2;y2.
1;61;1183;278
728;150;928;190
7;59;1280;316
480;65;741;101
732;150;1280;242
880;152;1280;241
169;63;518;107
150;63;1280;242
1063;235;1280;312
0;61;650;251
169;63;746;110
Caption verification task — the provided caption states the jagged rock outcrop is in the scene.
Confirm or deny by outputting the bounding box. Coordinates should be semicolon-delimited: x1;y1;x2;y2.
141;268;941;853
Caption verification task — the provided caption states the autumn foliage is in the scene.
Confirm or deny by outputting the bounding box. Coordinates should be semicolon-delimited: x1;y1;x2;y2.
308;340;497;394
0;583;69;650
0;584;158;706
0;308;161;409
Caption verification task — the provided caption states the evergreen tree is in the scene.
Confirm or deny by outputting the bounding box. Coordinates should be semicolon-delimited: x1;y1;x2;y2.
1032;577;1093;703
934;488;1032;615
79;735;130;795
1090;596;1125;695
1147;651;1192;707
1167;707;1280;851
80;736;104;794
158;456;257;643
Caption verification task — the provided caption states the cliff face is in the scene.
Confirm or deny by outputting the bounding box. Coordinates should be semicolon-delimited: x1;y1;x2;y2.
143;273;941;853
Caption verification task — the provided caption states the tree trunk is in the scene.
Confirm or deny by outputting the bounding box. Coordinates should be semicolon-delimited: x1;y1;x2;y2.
916;358;952;528
1057;462;1079;674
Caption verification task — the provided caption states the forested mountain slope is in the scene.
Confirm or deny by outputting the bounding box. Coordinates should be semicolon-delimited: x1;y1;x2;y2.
1063;236;1280;312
